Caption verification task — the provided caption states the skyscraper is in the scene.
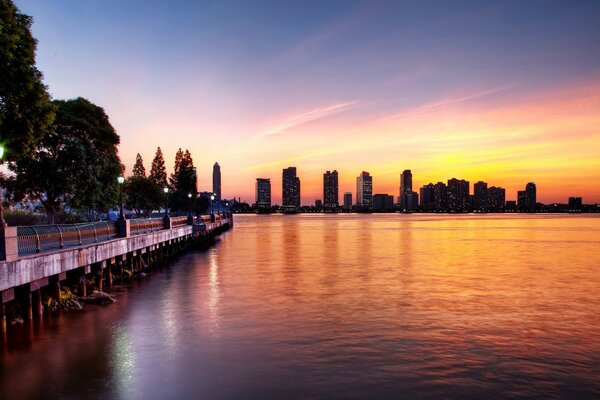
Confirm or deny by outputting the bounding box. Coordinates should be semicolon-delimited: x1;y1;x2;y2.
420;183;435;211
255;178;271;213
399;170;412;209
517;190;527;212
487;186;506;212
526;182;536;212
356;171;373;208
373;194;394;211
473;181;488;212
434;182;448;212
447;178;470;212
343;192;352;210
282;167;301;213
323;170;339;210
212;162;221;201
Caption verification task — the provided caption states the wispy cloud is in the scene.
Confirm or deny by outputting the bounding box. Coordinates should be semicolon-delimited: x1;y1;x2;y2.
383;86;512;121
259;101;358;137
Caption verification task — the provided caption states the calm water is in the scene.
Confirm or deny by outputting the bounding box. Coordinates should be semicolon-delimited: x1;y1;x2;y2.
2;214;600;399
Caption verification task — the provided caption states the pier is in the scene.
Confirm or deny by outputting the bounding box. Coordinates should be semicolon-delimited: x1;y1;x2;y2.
0;214;232;329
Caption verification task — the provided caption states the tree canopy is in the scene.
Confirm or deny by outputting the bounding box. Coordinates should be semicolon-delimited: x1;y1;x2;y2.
132;153;146;177
9;97;122;223
149;147;167;187
0;0;55;160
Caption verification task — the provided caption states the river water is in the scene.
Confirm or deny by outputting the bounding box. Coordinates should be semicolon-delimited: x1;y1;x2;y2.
1;214;600;399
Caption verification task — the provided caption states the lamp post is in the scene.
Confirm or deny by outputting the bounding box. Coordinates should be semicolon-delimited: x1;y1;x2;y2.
210;194;215;215
0;145;5;226
117;175;125;220
188;192;193;215
163;187;169;217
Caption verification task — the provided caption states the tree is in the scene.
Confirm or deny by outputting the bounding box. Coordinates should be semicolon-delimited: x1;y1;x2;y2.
9;98;122;223
169;148;184;190
0;0;55;161
169;149;196;212
125;175;162;217
149;147;167;187
132;153;146;177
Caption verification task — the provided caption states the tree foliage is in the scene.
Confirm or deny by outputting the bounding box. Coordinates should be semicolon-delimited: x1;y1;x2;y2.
132;153;146;177
169;149;196;211
0;0;55;160
150;146;167;187
8;97;122;223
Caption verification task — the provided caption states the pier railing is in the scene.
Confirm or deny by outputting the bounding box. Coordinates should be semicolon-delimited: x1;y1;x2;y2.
12;214;231;257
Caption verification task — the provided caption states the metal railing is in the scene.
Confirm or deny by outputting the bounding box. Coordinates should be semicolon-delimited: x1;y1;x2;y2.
17;221;117;256
130;218;164;235
171;216;189;228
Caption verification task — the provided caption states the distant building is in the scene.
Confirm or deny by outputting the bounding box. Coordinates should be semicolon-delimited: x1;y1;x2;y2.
373;194;394;211
323;170;339;210
487;186;506;212
447;178;470;212
255;178;271;212
213;162;221;201
526;182;537;212
282;167;301;213
343;192;353;210
315;199;323;208
505;200;517;212
568;197;582;212
356;171;372;208
473;181;488;212
405;191;419;211
399;170;413;210
434;182;448;212
517;190;528;212
420;183;435;211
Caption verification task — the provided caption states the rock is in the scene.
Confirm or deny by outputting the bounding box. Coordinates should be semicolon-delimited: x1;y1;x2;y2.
81;291;116;305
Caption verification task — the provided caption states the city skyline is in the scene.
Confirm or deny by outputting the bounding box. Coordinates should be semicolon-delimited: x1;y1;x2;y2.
14;0;600;203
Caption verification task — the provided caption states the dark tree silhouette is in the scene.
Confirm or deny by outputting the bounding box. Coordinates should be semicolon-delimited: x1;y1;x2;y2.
132;153;146;177
150;147;167;187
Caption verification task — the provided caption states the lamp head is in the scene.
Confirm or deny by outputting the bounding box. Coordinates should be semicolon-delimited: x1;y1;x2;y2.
163;187;169;193
188;193;192;198
117;176;125;184
0;145;4;160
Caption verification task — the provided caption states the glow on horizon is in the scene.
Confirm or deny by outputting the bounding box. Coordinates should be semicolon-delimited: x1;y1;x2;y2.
15;0;600;204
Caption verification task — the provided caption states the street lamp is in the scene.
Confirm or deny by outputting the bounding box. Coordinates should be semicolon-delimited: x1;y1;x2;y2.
0;145;6;226
163;187;169;217
187;193;192;217
117;175;125;220
210;194;215;214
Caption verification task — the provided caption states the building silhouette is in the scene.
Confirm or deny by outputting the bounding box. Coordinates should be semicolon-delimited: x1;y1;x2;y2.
356;171;373;208
212;162;221;201
473;181;488;212
568;197;583;212
434;182;448;212
373;194;394;211
282;167;301;213
447;178;470;212
399;170;412;210
343;192;352;210
517;190;527;212
487;186;506;212
420;183;435;211
323;170;339;210
526;182;536;212
255;178;271;212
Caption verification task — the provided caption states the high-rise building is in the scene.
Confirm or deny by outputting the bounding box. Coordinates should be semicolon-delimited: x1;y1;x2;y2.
343;192;353;210
473;181;488;212
255;178;271;212
212;162;221;201
517;190;527;212
487;186;506;212
447;178;470;212
315;200;323;208
526;182;536;212
373;194;394;211
405;191;419;211
356;171;373;208
420;183;435;211
568;197;583;212
434;182;448;212
323;170;339;210
399;170;413;209
282;167;301;213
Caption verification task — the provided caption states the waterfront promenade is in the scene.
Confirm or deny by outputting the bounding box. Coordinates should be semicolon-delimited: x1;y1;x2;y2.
0;214;232;328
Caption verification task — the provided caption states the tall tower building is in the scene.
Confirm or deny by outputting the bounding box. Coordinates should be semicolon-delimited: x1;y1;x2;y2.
255;178;271;212
343;192;353;210
323;170;339;210
487;187;506;212
526;182;537;212
420;183;435;211
282;167;301;213
356;171;373;207
447;178;470;212
212;162;221;200
399;170;413;209
433;182;448;212
473;181;488;212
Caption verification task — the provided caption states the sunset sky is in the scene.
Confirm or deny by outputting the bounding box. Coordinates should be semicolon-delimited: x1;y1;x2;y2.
16;0;600;204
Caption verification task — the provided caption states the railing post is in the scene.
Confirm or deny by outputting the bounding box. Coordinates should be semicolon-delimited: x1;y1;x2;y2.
0;226;18;262
163;216;172;230
75;225;82;245
31;227;41;253
117;219;130;238
56;226;64;248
